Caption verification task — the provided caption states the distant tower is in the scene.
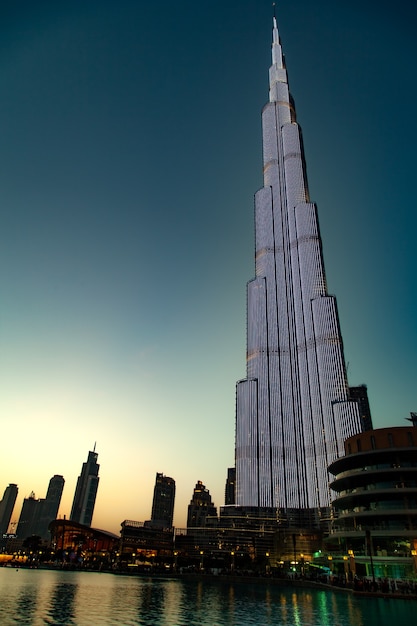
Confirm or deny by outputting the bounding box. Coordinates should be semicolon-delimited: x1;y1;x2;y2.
150;472;175;528
235;14;363;520
37;475;65;540
16;491;39;540
349;385;373;432
0;483;18;535
187;481;217;528
70;449;100;527
224;468;236;505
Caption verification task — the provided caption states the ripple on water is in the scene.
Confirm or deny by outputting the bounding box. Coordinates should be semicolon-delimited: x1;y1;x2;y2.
0;570;415;626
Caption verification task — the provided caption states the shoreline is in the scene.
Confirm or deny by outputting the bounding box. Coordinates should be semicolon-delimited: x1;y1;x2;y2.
4;564;417;600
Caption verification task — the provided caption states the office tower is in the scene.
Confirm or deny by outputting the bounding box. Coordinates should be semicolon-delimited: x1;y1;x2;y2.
224;468;236;506
150;472;175;528
349;385;373;432
187;481;217;528
235;15;363;519
15;475;65;541
70;448;100;527
16;491;39;539
0;483;18;535
37;474;65;540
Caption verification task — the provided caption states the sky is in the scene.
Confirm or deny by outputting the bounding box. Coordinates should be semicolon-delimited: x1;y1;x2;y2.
0;0;416;534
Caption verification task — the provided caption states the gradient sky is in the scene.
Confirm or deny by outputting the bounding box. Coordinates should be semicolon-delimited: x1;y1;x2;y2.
0;0;416;534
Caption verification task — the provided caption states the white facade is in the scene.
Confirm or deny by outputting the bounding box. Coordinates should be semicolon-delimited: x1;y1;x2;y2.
235;17;362;512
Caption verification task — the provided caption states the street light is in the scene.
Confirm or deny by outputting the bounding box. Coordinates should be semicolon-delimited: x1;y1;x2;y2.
265;552;270;575
173;551;178;572
199;551;204;571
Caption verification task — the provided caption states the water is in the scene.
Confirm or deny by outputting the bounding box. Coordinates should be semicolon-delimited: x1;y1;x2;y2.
0;569;415;626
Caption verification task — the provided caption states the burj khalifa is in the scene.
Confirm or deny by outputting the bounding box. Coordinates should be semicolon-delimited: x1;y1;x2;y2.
235;15;364;520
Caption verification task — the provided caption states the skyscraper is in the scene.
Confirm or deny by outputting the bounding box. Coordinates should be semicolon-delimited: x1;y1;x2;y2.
16;491;39;540
150;472;175;529
15;475;65;542
235;15;363;520
0;483;18;535
37;474;65;540
70;448;100;527
349;385;373;432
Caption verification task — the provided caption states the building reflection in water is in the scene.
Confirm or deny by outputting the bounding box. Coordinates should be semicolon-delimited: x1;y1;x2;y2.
15;582;39;624
47;581;78;625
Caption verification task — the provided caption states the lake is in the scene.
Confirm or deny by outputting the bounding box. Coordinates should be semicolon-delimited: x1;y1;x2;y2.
0;568;415;625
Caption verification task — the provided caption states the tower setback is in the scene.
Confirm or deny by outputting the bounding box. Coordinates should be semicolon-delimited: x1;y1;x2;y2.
235;16;363;518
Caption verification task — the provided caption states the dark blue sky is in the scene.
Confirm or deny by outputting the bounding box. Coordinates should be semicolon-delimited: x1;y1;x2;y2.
0;0;416;530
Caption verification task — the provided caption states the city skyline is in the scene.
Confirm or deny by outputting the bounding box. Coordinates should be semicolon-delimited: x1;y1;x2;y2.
0;1;416;533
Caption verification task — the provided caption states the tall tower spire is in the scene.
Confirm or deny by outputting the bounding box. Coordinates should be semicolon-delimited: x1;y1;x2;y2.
235;14;363;523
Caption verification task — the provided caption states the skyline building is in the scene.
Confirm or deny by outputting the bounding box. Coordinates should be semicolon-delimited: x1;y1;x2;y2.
150;472;176;529
349;385;373;433
16;491;38;540
36;474;65;540
15;474;65;542
70;448;100;527
235;15;364;522
187;480;217;528
224;468;236;506
0;483;18;535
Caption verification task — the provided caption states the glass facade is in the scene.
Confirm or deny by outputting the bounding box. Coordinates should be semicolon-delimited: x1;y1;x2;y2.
235;16;362;515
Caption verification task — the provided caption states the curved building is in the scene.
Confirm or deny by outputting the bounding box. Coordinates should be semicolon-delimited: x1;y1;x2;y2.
328;426;417;578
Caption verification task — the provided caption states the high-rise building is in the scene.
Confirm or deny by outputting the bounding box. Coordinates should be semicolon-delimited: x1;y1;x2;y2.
15;475;65;542
150;472;175;529
0;483;18;535
187;481;217;528
349;385;373;432
16;491;39;540
70;448;100;527
37;474;65;540
235;15;363;521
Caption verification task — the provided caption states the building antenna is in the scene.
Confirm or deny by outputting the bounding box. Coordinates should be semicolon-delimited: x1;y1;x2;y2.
272;2;276;18
93;441;96;452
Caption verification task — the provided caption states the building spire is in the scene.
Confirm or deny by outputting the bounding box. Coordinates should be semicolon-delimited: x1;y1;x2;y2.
269;6;287;102
271;6;283;69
